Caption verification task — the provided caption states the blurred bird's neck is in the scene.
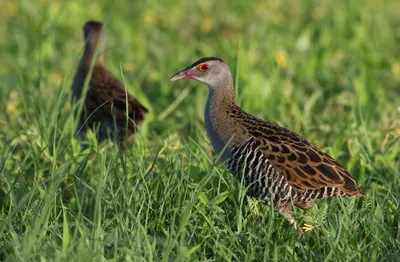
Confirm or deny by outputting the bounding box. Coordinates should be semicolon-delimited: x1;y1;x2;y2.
81;33;104;69
72;32;104;102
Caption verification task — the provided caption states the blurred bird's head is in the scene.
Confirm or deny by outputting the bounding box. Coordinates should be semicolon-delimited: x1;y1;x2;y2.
83;21;103;41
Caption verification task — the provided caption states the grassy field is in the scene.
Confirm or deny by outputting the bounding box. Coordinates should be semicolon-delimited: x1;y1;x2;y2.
1;0;400;261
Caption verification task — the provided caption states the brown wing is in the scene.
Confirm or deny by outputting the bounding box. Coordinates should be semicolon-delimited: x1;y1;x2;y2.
242;115;364;196
84;66;148;133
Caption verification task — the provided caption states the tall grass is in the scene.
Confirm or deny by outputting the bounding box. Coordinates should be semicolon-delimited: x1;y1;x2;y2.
0;0;399;261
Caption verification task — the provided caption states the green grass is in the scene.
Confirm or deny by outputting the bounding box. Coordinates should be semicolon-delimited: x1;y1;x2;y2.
1;0;400;261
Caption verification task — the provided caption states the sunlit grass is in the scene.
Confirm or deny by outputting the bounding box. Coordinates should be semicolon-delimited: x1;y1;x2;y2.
0;0;399;261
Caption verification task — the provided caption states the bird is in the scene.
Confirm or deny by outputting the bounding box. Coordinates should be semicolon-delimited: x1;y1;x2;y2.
169;57;365;237
71;20;148;151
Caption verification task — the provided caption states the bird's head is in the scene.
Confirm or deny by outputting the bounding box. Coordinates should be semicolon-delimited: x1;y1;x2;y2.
169;57;232;89
83;20;103;41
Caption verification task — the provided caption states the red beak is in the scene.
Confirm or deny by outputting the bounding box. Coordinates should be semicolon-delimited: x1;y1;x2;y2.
169;67;195;81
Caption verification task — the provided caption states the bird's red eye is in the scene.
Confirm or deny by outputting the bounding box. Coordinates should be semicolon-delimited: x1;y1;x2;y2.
198;64;210;71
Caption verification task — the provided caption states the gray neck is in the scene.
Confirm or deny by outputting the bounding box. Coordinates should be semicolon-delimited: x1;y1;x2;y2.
204;87;231;161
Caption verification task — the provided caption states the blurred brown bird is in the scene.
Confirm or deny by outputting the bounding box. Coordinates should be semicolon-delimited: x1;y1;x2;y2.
170;57;365;237
71;21;148;150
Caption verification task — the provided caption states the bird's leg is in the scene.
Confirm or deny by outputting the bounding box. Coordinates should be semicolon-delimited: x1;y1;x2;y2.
62;176;75;202
118;141;126;152
275;201;303;239
98;120;114;141
77;121;88;150
295;201;314;210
